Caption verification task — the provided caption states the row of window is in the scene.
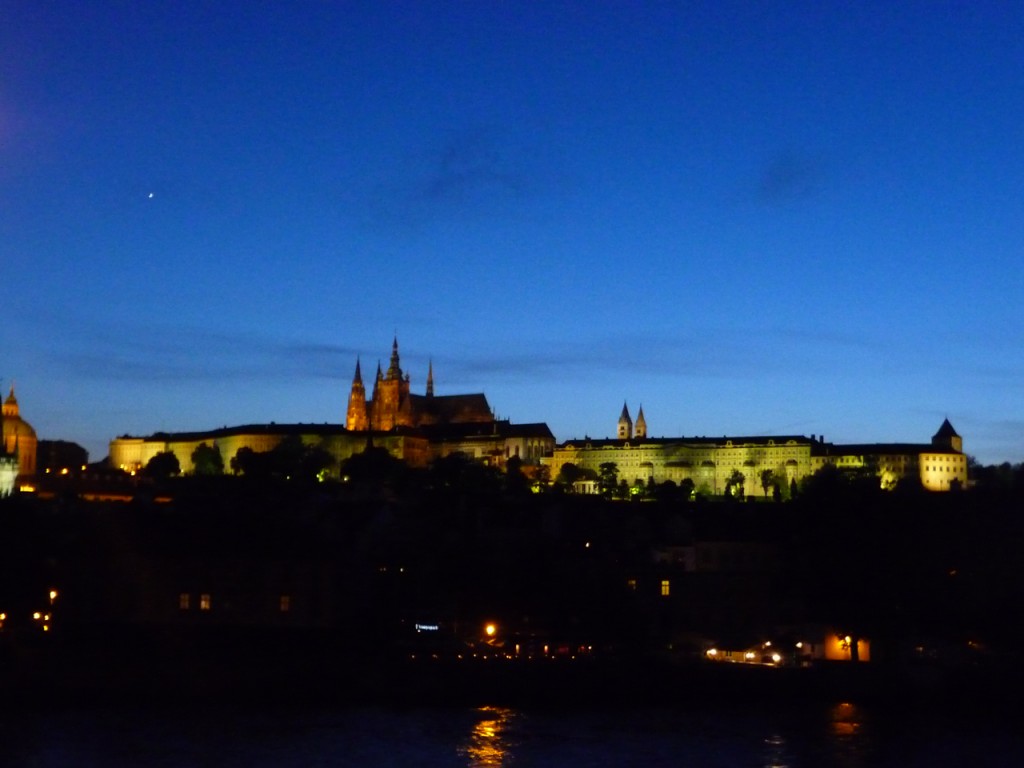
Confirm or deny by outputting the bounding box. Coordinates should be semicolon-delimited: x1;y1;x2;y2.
625;577;672;596
178;593;291;612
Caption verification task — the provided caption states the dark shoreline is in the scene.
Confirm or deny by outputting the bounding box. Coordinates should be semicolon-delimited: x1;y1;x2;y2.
3;638;1017;714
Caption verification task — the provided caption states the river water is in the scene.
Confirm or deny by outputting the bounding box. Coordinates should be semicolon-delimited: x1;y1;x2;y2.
1;701;1021;767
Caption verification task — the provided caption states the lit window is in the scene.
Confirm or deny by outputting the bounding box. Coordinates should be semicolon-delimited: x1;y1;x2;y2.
627;578;637;591
660;579;671;597
279;595;291;613
179;593;190;610
200;593;211;611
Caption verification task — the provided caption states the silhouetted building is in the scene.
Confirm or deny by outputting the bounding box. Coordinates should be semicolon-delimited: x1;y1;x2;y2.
36;439;89;474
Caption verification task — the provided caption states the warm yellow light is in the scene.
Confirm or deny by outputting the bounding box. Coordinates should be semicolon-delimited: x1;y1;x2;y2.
771;653;782;663
706;648;718;657
0;612;5;620
49;589;58;603
795;641;803;648
60;468;69;475
32;612;41;620
485;623;497;637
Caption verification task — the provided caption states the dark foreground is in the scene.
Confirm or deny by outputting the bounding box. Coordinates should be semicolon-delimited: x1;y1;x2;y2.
2;631;1019;715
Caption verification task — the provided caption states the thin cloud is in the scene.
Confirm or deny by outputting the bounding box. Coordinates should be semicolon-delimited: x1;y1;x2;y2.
417;129;525;203
431;328;842;385
361;126;534;230
51;326;363;384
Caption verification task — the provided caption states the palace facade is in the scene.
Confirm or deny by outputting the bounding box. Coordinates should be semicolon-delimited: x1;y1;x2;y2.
110;339;554;475
545;404;968;494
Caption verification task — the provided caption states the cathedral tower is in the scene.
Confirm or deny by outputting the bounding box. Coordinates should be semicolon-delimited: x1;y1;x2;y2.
369;337;412;431
635;405;647;439
617;402;633;440
345;358;369;431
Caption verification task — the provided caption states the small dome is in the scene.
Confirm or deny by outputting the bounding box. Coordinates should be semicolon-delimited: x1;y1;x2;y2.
1;385;38;477
2;384;35;439
3;415;37;440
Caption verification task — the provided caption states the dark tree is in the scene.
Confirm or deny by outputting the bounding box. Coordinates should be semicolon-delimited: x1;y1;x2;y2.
504;455;530;495
725;469;745;498
598;462;619;498
341;446;409;486
143;450;180;479
429;452;502;495
190;442;224;476
230;446;270;477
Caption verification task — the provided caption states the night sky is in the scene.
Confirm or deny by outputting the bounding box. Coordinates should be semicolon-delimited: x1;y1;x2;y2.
2;2;1022;465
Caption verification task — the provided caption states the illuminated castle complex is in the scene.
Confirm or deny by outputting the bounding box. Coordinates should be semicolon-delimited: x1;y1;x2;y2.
345;338;493;432
111;339;554;475
109;341;967;493
546;403;968;494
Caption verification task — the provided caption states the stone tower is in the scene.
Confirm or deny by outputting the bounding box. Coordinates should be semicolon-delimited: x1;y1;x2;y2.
345;358;369;431
635;405;647;439
368;337;412;431
932;418;963;453
617;402;633;440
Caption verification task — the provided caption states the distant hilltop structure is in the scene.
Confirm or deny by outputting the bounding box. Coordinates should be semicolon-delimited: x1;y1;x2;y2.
345;337;493;432
1;383;37;495
546;403;968;494
110;338;554;475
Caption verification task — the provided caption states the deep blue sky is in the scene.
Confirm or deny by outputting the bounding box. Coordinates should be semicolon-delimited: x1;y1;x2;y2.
2;2;1022;465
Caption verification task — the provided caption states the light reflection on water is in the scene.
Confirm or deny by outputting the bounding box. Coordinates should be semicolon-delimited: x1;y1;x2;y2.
762;732;791;768
823;700;871;768
0;700;1021;767
458;706;518;767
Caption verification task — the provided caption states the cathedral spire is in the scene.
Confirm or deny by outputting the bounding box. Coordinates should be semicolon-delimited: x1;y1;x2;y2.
635;404;647;439
345;357;369;431
617;401;633;440
386;337;402;380
426;359;434;397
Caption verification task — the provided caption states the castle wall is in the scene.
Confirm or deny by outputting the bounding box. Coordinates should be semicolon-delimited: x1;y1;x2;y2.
548;438;814;495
